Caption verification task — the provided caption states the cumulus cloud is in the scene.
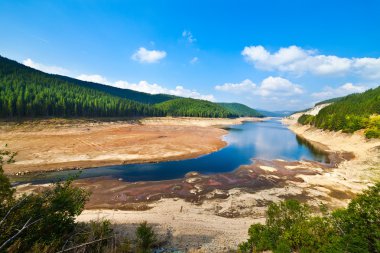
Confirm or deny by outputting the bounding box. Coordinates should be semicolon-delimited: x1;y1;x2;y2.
77;74;110;84
114;80;214;101
131;47;167;63
215;76;303;97
182;30;196;43
215;79;256;94
23;58;69;75
242;45;380;79
312;83;367;99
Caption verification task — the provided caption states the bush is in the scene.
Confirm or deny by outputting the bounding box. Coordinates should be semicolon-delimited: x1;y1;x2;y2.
135;221;157;253
298;114;315;125
239;182;380;253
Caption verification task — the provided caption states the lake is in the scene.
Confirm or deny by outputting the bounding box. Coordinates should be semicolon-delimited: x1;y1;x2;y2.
13;119;328;184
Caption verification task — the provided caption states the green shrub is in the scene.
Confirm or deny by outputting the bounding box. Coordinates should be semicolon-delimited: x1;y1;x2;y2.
135;221;157;253
298;114;315;125
239;182;380;253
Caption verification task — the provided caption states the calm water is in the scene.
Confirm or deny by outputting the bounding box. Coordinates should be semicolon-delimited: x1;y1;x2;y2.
13;119;328;184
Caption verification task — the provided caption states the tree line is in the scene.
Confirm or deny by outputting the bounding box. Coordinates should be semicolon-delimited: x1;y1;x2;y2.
0;55;240;119
155;98;238;118
298;86;380;138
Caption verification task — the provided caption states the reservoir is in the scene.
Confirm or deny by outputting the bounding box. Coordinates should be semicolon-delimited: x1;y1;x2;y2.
13;119;328;184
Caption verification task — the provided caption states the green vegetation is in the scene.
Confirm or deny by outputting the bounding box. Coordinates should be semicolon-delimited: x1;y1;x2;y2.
315;96;344;106
56;75;176;105
155;98;238;118
0;150;160;252
257;110;294;117
297;114;316;125
217;103;263;117
135;221;157;253
0;55;261;120
298;86;380;138
0;56;165;118
239;182;380;253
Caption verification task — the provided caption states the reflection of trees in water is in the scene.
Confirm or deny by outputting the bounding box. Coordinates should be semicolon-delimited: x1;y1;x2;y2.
295;135;329;163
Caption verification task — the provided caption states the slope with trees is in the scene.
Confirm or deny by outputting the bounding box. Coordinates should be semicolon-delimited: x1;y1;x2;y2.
155;98;238;118
298;86;380;138
217;103;263;117
0;56;166;118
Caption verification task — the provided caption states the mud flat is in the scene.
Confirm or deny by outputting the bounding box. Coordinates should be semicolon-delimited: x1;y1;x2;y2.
12;115;379;252
1;117;261;175
284;121;380;195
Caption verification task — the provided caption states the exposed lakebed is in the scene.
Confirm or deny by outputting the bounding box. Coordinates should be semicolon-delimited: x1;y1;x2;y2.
12;119;328;184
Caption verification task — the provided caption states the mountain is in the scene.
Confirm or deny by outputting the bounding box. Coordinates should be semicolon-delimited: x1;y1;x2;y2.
257;110;294;117
217;103;263;117
298;86;380;138
155;98;237;118
0;56;165;118
0;55;251;119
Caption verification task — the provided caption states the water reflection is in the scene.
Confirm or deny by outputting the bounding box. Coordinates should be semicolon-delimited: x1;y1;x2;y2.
13;119;328;184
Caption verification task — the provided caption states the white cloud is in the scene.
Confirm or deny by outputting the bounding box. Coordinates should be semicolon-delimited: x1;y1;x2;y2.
182;30;196;43
77;74;110;84
215;76;303;97
22;58;69;75
190;57;199;64
131;47;167;63
215;79;256;94
242;45;380;79
312;83;367;99
259;76;303;96
352;57;380;80
114;80;214;101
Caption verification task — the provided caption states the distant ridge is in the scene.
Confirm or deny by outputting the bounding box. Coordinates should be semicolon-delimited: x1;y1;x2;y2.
0;55;260;119
217;103;263;117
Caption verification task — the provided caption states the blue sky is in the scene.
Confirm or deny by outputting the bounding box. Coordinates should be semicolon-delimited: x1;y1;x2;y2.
1;0;380;110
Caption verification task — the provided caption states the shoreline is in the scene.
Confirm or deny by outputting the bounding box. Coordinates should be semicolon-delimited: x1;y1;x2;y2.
2;117;263;175
12;116;379;252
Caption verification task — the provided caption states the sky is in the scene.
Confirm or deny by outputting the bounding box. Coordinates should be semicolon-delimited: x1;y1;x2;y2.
1;0;380;111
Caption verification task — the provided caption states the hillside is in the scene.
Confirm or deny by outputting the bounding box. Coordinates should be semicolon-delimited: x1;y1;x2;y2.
257;110;294;117
0;56;166;118
155;98;237;118
315;96;344;106
298;86;380;138
0;55;252;119
217;103;263;117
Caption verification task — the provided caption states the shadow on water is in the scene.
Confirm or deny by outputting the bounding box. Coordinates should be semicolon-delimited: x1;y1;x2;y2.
12;119;329;185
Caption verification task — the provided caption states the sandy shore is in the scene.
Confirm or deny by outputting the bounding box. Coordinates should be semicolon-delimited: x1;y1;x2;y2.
1;117;260;175
74;117;379;252
12;114;380;252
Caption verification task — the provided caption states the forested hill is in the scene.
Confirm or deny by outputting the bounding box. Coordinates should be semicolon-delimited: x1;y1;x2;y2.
314;96;343;106
217;103;263;117
0;56;169;118
155;98;237;118
298;86;380;138
0;55;251;119
257;110;294;117
0;56;175;105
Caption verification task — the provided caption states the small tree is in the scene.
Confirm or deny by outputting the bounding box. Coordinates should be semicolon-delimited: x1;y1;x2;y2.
136;221;156;253
0;149;90;252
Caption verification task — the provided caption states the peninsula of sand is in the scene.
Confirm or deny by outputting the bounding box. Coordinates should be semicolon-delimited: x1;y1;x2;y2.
1;117;260;174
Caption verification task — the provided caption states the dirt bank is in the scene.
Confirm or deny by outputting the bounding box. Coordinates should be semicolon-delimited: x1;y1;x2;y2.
12;116;379;252
1;117;260;175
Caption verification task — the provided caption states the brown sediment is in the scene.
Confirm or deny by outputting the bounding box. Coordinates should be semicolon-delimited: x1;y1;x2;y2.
63;159;334;210
11;115;379;252
1;117;264;175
